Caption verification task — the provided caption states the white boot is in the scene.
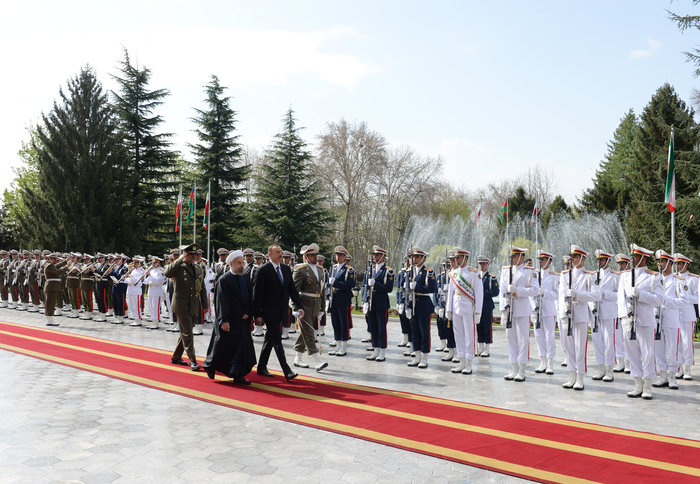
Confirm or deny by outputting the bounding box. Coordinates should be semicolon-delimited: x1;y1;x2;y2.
281;326;289;339
417;353;428;368
28;304;39;313
602;365;614;382
312;352;328;371
624;359;631;374
294;351;309;368
441;347;455;361
504;363;518;380
451;357;466;373
627;377;643;398
477;342;484;356
366;348;380;361
403;342;413;357
641;378;653;400
514;363;526;382
129;318;142;327
573;372;585;390
591;364;606;381
46;316;58;327
562;371;576;389
652;370;669;388
252;325;264;336
375;348;386;362
436;339;447;352
18;303;27;311
0;300;7;308
106;309;114;317
328;341;339;356
398;333;409;347
535;356;546;373
546;358;554;375
462;359;473;375
336;341;347;356
480;344;490;357
361;332;371;343
80;311;93;320
407;350;422;367
93;312;106;322
613;359;625;372
668;371;679;389
683;364;693;380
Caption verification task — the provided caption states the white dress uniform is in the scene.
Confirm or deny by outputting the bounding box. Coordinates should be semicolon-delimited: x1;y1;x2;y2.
445;258;483;372
654;271;687;386
531;263;559;372
499;247;538;381
676;260;698;379
613;255;631;372
204;265;215;322
124;266;144;325
558;264;600;389
143;267;166;327
618;246;665;398
589;264;619;379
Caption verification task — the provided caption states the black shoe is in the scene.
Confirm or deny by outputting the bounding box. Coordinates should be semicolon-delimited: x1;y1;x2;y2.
171;358;188;366
285;371;298;382
257;369;274;377
189;361;200;371
205;367;215;380
233;376;252;385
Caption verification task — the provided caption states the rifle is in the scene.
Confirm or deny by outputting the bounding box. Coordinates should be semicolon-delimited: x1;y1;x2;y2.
628;261;637;341
592;268;600;333
328;253;337;308
366;255;375;312
535;260;542;330
505;263;513;329
566;252;574;337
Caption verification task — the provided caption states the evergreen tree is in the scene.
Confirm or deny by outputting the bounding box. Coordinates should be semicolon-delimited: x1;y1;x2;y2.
111;48;178;253
626;84;700;261
23;66;136;252
250;108;334;249
508;186;536;219
542;195;572;227
579;110;638;213
189;76;248;249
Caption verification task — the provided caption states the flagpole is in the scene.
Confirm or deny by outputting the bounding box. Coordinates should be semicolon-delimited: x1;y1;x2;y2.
178;184;183;247
671;127;675;260
193;183;197;244
535;200;538;257
207;179;211;268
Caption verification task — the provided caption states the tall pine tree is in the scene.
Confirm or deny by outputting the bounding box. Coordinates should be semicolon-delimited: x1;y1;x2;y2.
24;66;136;252
626;84;700;263
250;108;334;250
111;48;178;253
189;76;248;250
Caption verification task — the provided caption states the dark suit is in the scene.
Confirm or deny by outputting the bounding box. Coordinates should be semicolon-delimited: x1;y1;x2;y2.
478;270;499;344
252;261;304;374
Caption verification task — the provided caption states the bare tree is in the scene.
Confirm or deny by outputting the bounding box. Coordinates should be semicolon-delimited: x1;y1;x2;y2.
243;145;265;204
523;161;559;209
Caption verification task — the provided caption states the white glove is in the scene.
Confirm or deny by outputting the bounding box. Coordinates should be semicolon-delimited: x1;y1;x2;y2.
446;310;453;320
368;278;375;287
410;281;417;290
406;308;413;319
362;302;369;314
438;287;444;295
292;311;300;318
475;313;481;321
509;284;517;294
438;308;445;318
289;299;294;308
329;277;336;285
567;289;577;298
397;303;405;315
539;286;545;296
633;287;640;298
325;300;330;312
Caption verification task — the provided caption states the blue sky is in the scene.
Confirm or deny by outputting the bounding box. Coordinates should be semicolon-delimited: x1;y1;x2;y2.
1;0;698;204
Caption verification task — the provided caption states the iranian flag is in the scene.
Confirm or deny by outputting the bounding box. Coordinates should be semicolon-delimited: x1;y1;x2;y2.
499;198;508;224
530;199;538;226
475;200;482;227
175;186;182;233
665;128;675;213
185;187;195;223
203;185;210;231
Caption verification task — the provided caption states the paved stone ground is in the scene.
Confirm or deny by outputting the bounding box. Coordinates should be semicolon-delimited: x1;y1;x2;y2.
1;307;699;483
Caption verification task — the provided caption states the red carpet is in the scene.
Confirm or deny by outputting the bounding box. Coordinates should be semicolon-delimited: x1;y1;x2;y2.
1;320;700;483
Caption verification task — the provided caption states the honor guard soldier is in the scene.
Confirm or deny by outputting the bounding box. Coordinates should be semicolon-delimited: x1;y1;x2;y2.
588;250;618;382
532;251;558;374
93;253;110;322
124;256;145;326
396;254;413;351
291;243;329;371
434;255;456;360
247;252;265;336
445;247;483;375
144;257;166;330
405;247;437;368
213;248;230;284
38;250;50;312
559;245;600;391
442;251;460;363
477;256;499;358
7;249;20;309
78;254;96;320
500;245;538;382
281;249;297;339
17;250;31;311
674;253;697;381
327;246;356;356
105;254;116;318
27;250;41;312
317;254;328;335
43;253;69;326
0;250;9;308
618;244;664;399
651;250;688;390
613;253;631;373
243;248;255;270
65;253;82;318
363;246;394;363
109;254;129;324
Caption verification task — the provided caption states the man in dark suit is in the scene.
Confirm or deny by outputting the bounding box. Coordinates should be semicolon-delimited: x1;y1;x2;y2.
252;245;305;381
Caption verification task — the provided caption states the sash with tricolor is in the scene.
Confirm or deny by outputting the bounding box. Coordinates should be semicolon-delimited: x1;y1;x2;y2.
449;269;475;303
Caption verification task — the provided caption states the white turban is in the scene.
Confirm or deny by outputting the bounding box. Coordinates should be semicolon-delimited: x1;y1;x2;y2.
226;250;244;264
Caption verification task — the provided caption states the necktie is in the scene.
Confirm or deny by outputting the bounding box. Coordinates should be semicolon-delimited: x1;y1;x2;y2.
276;265;283;284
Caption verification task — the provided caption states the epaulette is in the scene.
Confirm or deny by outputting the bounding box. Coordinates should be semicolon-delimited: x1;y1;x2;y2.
611;270;620;275
298;263;307;268
561;269;570;274
468;266;478;272
386;267;393;272
674;274;686;280
621;269;631;273
584;270;595;275
549;271;560;276
502;265;511;269
689;273;699;278
645;269;659;275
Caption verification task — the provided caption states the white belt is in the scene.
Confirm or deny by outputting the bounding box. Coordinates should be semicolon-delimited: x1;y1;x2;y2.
46;278;61;282
416;293;431;297
300;291;321;298
67;276;79;280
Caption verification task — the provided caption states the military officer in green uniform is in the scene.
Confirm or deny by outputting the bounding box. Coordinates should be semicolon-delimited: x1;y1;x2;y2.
44;253;69;326
291;243;329;372
79;254;96;320
164;243;205;371
0;250;9;308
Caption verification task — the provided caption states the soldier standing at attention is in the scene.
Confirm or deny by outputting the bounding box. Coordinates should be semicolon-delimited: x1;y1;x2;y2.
79;254;96;320
406;247;437;369
0;250;9;308
476;256;499;358
43;253;69;326
165;243;205;371
364;246;394;363
589;250;618;382
144;257;166;330
532;251;558;374
291;243;329;371
317;254;328;336
27;250;41;312
327;246;356;357
674;253;698;381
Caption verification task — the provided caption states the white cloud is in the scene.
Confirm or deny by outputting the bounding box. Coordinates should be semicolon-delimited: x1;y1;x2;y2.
629;38;663;59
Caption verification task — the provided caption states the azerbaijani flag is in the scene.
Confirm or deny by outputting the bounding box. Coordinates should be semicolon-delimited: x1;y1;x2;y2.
203;185;210;231
665;128;675;213
530;199;538;226
185;187;195;223
499;198;508;224
475;200;482;227
175;186;182;233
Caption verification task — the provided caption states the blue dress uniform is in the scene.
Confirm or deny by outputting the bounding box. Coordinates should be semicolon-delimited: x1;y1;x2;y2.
364;246;395;361
406;248;438;368
396;264;413;346
477;257;499;348
109;259;129;323
328;247;356;355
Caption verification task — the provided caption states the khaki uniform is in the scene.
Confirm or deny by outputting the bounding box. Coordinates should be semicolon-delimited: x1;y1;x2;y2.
28;258;40;307
163;258;204;362
0;257;9;303
44;261;68;317
65;264;81;310
80;265;96;313
292;263;324;355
